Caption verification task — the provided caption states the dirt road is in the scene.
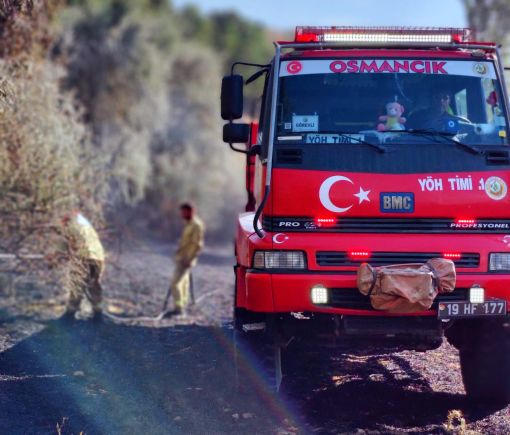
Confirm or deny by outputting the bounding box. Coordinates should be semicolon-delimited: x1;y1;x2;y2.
0;238;509;434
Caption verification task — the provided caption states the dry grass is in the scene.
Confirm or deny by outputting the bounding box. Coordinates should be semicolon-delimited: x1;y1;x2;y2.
443;409;483;435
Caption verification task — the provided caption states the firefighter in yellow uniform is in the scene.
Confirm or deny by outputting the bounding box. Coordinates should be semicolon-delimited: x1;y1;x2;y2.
61;211;105;320
167;203;205;316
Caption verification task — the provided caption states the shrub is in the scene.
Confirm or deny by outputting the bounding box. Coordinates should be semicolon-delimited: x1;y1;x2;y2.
0;59;104;282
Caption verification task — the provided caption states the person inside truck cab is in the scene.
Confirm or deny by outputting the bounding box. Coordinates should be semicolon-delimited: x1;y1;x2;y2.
408;88;462;130
432;91;455;117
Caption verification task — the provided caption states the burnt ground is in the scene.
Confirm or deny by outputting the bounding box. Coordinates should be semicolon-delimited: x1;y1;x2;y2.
0;236;509;434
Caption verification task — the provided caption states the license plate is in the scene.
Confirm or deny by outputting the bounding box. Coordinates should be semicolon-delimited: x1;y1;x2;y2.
438;299;507;319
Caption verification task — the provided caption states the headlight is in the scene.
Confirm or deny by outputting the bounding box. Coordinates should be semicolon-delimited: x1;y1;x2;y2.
489;253;510;271
252;251;306;269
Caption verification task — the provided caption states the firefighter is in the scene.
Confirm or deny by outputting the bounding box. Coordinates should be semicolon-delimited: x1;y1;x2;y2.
411;89;456;129
61;211;105;321
166;203;205;316
431;90;455;117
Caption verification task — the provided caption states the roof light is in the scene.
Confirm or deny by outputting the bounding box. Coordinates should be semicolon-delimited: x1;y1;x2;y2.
294;26;472;45
443;252;462;260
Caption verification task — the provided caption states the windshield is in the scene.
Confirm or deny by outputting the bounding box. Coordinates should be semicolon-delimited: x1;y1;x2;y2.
276;58;508;146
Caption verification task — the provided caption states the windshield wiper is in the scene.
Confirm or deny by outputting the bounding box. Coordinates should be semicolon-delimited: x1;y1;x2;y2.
394;129;484;155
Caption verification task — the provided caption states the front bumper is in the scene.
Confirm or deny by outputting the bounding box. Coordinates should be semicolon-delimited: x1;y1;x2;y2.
243;271;510;315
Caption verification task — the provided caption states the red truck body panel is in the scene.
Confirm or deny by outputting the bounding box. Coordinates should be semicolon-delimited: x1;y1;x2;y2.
270;169;510;218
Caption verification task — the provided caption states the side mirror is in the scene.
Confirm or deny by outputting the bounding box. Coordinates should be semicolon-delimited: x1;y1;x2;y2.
223;123;250;143
221;75;244;120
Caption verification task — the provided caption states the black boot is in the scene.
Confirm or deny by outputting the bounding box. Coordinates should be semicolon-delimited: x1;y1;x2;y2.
162;307;186;318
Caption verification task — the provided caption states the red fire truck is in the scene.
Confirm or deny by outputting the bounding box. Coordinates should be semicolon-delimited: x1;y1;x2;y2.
222;27;510;402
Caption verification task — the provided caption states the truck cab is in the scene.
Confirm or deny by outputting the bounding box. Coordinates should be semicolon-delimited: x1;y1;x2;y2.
222;27;510;402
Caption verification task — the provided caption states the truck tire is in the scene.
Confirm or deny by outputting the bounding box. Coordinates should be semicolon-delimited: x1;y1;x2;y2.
458;318;510;405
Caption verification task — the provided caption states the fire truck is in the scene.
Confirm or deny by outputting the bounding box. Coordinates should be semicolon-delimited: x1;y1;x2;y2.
221;27;510;402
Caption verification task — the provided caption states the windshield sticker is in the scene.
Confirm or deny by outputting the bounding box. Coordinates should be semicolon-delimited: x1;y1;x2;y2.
277;135;303;141
330;60;448;74
286;61;302;74
292;114;318;132
280;60;497;79
473;62;488;75
306;134;365;144
284;122;292;130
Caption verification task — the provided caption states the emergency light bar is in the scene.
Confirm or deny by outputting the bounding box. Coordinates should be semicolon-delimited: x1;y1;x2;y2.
294;26;472;45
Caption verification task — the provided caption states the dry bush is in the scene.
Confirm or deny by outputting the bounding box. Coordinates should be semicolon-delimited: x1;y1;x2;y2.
0;0;62;59
0;59;105;282
58;3;178;204
0;0;108;306
59;3;245;237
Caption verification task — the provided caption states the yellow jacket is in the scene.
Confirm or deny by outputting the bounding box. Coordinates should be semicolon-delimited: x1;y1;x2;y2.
175;216;205;266
65;213;105;262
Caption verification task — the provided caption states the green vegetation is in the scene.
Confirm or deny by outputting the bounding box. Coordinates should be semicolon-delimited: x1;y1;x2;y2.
179;5;273;69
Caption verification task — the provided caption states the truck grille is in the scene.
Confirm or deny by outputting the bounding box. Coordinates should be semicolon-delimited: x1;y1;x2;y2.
263;216;510;234
327;288;468;310
316;252;480;268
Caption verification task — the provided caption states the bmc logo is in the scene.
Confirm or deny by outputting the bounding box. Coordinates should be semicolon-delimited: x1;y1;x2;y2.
380;192;414;213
